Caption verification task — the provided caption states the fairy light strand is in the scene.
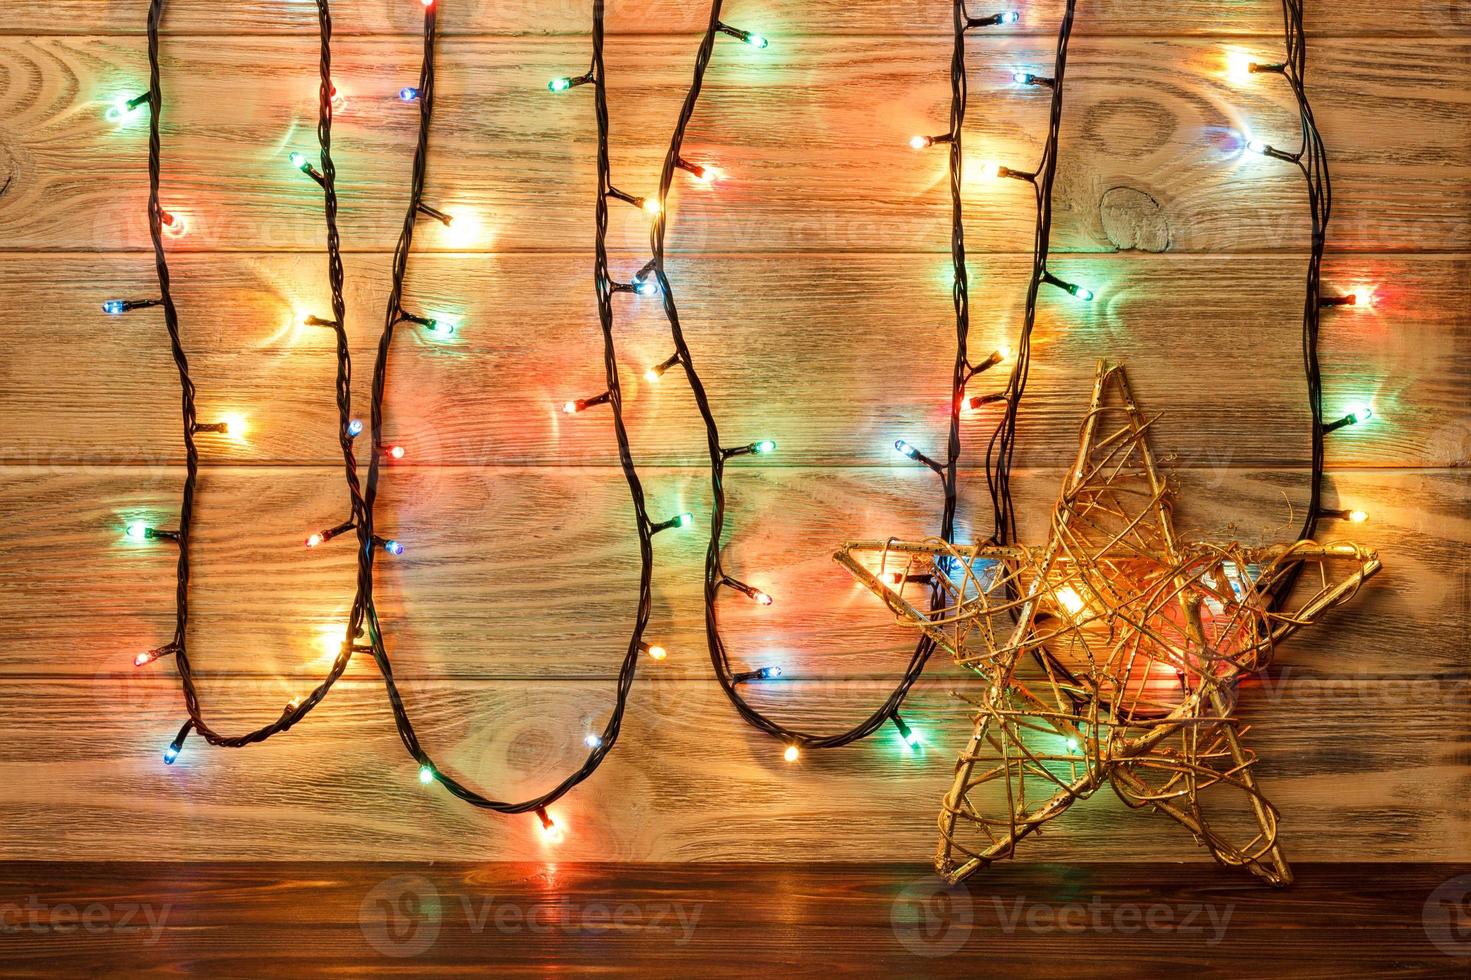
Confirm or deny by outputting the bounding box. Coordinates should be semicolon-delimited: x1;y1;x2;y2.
124;0;1369;827
628;0;1035;751
350;0;658;819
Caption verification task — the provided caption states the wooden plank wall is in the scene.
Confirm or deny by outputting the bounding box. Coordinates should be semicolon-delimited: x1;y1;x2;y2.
0;2;1466;863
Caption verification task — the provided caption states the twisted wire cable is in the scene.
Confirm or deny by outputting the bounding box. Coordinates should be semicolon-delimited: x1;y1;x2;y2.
144;0;365;750
351;0;655;814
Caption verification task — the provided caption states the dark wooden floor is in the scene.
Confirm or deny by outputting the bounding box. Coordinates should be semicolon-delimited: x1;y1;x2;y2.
0;863;1466;975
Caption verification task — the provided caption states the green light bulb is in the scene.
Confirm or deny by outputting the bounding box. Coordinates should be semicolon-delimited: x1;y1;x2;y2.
745;33;769;48
418;765;435;784
289;152;308;170
754;440;776;454
548;77;572;93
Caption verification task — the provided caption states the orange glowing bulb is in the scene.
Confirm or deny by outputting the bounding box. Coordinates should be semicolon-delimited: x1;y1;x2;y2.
642;197;663;216
647;645;667;661
783;745;800;763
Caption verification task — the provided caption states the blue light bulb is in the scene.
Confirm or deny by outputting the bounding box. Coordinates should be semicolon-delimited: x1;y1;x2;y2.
103;300;127;315
584;734;603;748
400;87;420;101
163;743;180;765
894;440;918;459
1002;10;1020;23
384;539;404;556
635;279;658;296
347;419;363;437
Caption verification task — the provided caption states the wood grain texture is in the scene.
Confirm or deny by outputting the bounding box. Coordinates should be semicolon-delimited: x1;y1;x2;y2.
5;253;1466;467
3;7;1467;872
3;465;1462;680
0;862;1465;975
6;0;1471;36
3;37;1468;253
1;677;1466;862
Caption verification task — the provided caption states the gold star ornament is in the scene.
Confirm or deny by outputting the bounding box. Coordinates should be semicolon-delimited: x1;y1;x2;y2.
835;361;1381;886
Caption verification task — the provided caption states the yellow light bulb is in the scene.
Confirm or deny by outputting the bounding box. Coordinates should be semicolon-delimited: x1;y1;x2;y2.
1225;50;1256;85
317;625;345;661
219;413;249;439
1348;510;1368;523
783;745;800;763
642;197;663;216
647;645;667;661
1055;586;1085;616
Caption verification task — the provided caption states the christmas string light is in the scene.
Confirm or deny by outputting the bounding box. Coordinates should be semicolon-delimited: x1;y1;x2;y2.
627;0;1030;755
344;0;664;832
129;0;369;762
1232;0;1361;603
983;0;1080;547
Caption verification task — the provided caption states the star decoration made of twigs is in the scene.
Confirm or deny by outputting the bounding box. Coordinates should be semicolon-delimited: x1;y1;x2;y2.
835;361;1381;886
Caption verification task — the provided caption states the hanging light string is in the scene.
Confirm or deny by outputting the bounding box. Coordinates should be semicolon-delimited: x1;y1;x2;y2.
348;0;658;822
985;1;1077;548
132;0;368;759
621;1;1035;756
1258;0;1334;605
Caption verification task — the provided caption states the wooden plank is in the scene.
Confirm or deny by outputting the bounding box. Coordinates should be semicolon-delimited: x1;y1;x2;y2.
1;465;1461;679
0;676;1465;861
0;862;1464;974
5;253;1465;468
6;36;1468;253
7;1;1470;37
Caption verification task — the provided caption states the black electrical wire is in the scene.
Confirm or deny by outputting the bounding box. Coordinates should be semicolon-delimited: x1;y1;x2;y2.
143;0;366;752
636;1;1071;751
135;0;1337;811
349;0;656;814
1274;0;1332;604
